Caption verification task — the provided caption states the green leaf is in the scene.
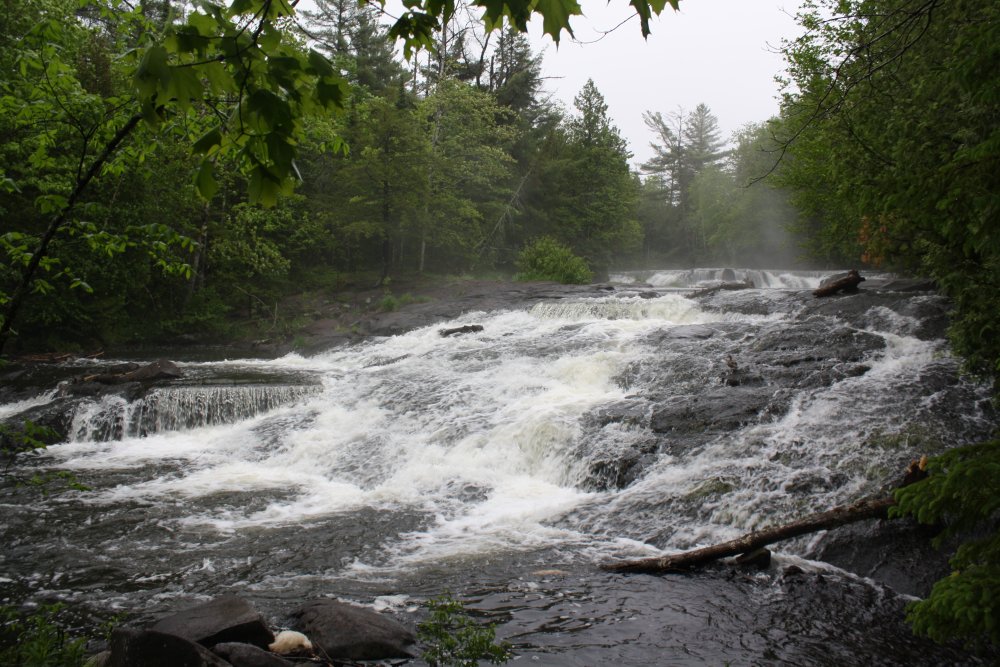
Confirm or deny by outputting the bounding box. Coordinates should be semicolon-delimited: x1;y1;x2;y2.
192;128;223;155
533;0;581;42
307;49;336;77
195;159;219;200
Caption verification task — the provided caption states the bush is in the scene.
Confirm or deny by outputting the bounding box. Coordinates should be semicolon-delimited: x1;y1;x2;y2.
0;605;88;667
515;237;592;285
892;440;1000;650
417;594;512;667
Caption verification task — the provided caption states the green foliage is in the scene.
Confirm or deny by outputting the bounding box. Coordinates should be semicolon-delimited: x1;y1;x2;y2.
778;3;1000;649
378;292;399;312
892;441;1000;648
0;604;88;667
516;237;592;284
417;594;512;667
778;0;1000;381
385;0;678;49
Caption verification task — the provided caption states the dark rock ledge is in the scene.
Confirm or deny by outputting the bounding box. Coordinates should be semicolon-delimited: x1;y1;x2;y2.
90;595;416;667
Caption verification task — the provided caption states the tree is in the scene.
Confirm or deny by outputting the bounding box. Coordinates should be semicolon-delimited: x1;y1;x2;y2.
0;0;351;354
640;103;729;263
300;0;407;95
521;80;640;273
779;0;1000;648
415;79;515;273
640;109;685;206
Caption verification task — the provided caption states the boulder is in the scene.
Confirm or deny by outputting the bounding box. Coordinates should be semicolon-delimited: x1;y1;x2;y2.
212;643;293;667
289;599;416;661
150;595;273;649
108;627;230;667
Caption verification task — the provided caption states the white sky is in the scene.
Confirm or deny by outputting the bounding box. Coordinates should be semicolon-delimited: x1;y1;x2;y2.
526;1;804;168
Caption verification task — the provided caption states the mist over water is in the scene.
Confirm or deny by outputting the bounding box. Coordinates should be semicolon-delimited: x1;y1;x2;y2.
0;269;993;664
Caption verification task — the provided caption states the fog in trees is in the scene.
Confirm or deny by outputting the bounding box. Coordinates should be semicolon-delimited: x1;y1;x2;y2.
637;104;803;269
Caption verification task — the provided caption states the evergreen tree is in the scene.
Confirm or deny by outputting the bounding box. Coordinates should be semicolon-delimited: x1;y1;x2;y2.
300;0;406;95
522;80;639;273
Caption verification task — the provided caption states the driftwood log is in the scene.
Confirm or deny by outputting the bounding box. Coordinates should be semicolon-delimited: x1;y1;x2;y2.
601;496;896;574
439;324;484;337
813;269;865;297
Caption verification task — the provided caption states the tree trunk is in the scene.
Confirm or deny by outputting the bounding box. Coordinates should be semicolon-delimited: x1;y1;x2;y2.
813;269;865;297
601;496;895;574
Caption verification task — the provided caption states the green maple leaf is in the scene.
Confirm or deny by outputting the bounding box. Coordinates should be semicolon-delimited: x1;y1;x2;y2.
534;0;582;42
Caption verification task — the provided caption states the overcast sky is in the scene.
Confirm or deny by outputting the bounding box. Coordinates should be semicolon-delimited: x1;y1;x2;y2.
526;1;804;168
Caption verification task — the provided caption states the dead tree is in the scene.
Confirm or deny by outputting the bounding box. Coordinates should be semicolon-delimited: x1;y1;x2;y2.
601;496;896;574
813;269;865;297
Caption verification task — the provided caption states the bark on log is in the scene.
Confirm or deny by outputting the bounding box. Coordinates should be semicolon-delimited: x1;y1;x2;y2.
439;324;484;337
813;269;865;297
601;495;895;574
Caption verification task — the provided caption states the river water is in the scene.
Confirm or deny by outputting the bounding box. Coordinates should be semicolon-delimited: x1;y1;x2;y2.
1;269;996;664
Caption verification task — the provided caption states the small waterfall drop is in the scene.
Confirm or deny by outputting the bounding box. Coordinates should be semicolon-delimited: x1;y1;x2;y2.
69;384;320;441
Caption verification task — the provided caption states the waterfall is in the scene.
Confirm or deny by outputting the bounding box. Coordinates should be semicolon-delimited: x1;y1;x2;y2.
68;384;320;442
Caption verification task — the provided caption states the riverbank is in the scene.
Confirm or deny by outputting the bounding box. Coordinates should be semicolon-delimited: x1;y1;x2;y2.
84;275;619;361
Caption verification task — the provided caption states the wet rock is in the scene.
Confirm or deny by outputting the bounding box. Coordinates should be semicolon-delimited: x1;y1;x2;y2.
86;650;111;667
586;399;650;428
108;627;230;667
150;595;273;649
647;323;719;342
289;599;416;661
584;438;660;490
212;642;293;667
807;519;953;597
90;359;183;384
735;547;771;570
650;386;772;435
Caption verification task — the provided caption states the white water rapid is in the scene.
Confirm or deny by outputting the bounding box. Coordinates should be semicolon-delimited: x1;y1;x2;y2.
1;271;994;665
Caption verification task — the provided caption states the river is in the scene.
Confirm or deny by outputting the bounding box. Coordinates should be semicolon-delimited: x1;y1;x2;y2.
0;269;995;665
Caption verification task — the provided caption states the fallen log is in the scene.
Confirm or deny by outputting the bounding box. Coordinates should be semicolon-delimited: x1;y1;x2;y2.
439;324;484;337
813;269;865;297
601;495;895;574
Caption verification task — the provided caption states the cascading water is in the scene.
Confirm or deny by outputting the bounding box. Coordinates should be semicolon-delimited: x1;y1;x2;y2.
0;273;995;665
69;384;321;442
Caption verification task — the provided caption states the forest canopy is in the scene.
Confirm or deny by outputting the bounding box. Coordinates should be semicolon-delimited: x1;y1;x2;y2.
0;0;788;354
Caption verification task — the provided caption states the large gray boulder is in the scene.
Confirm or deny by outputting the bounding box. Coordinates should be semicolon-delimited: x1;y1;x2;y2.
108;627;230;667
150;595;273;649
289;599;416;660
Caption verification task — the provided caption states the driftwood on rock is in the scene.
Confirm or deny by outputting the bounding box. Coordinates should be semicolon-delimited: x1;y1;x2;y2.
602;496;896;574
439;324;484;337
691;280;754;298
82;359;183;385
813;269;865;297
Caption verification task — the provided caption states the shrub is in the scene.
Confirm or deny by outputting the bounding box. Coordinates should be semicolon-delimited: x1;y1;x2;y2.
0;604;88;667
892;440;1000;650
515;237;592;285
417;594;512;667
